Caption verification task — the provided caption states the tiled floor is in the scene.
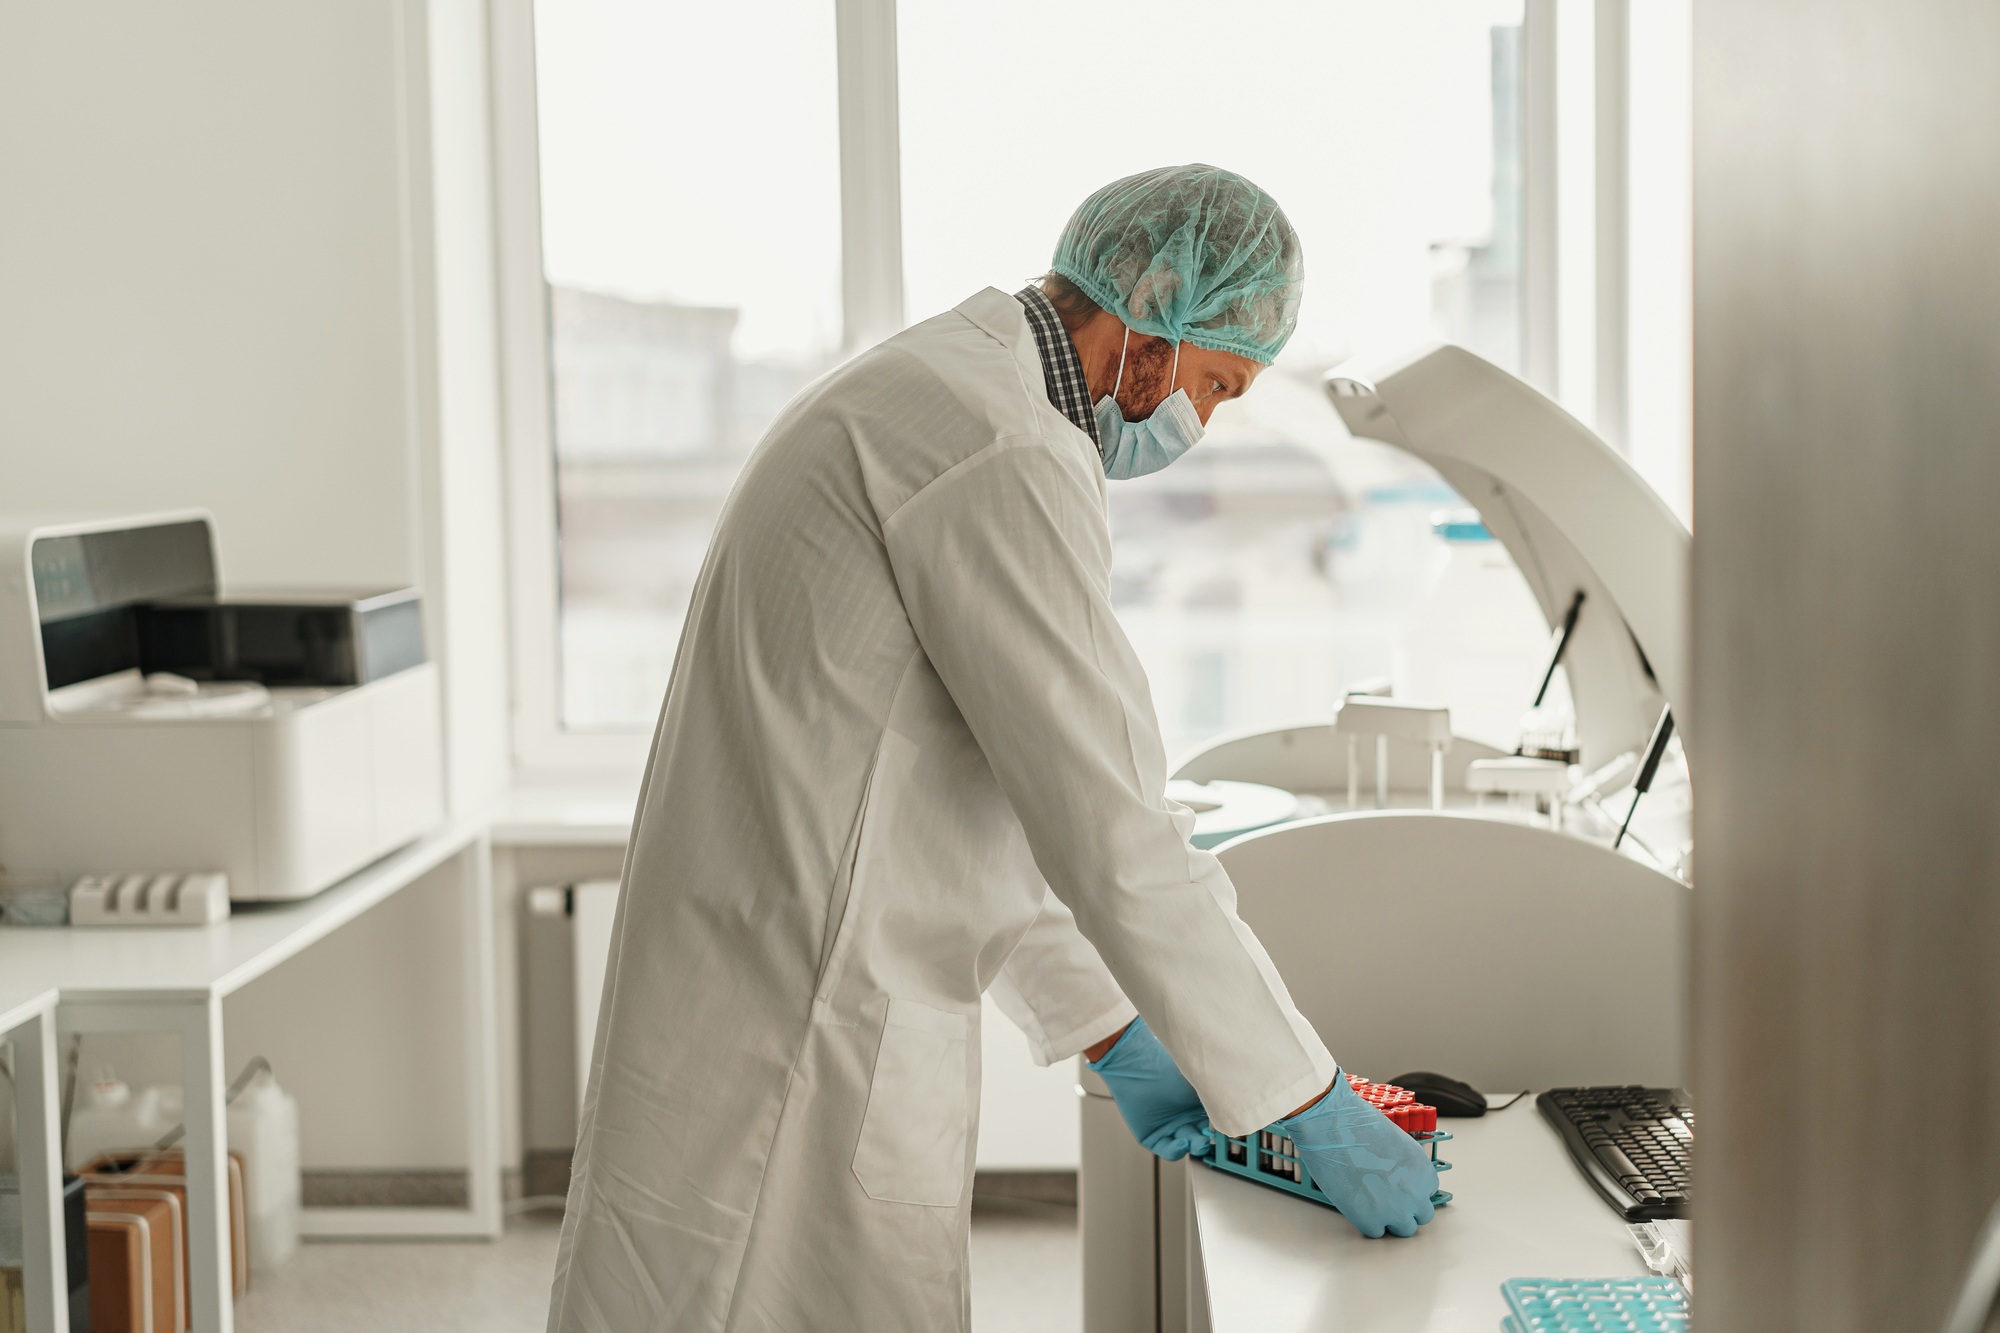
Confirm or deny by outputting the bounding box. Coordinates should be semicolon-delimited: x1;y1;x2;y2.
234;1200;1080;1332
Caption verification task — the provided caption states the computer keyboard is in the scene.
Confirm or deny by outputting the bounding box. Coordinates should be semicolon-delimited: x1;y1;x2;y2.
1538;1087;1693;1220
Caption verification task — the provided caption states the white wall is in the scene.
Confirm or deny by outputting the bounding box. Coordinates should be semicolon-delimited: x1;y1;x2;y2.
0;2;419;588
0;0;510;1171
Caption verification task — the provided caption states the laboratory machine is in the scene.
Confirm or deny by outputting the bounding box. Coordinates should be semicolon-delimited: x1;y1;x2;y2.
0;511;444;903
1079;345;1694;1332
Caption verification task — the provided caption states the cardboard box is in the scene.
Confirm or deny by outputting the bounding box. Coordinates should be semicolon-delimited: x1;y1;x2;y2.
82;1151;249;1300
87;1195;177;1333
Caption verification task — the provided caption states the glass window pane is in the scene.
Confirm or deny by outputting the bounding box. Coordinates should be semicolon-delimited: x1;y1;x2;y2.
899;0;1541;760
534;0;842;730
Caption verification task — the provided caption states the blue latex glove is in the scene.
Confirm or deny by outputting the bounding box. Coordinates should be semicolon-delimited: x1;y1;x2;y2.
1279;1073;1440;1238
1087;1016;1213;1161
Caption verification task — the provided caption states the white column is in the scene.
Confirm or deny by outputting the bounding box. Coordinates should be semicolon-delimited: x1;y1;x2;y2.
835;0;905;353
1520;0;1560;397
1593;0;1629;452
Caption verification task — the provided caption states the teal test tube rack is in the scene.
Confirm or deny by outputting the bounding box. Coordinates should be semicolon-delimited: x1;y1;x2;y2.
1497;1275;1690;1331
1199;1122;1453;1211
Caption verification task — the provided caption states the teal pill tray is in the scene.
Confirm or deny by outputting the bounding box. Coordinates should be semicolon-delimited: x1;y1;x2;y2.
1499;1275;1690;1331
1199;1122;1453;1211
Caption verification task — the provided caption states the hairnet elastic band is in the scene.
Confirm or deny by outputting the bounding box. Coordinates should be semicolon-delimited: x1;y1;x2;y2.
1051;260;1281;365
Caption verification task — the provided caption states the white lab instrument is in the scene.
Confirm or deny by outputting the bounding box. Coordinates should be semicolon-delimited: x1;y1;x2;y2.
1335;695;1453;810
68;873;231;927
549;290;1332;1333
1466;757;1572;828
0;511;444;901
1082;345;1694;1333
1397;509;1553;747
1328;345;1687;770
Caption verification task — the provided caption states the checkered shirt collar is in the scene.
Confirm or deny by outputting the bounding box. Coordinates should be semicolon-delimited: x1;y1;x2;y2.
1015;285;1102;454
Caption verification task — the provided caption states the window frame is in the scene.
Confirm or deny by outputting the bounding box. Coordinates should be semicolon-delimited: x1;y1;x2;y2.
489;0;902;777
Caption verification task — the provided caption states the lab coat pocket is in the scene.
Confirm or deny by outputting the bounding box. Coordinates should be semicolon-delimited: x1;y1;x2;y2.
852;997;970;1207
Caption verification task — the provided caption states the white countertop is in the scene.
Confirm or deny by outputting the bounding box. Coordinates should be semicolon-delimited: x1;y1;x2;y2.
1191;1097;1650;1332
0;782;640;1008
0;983;58;1033
0;818;484;1002
490;784;637;847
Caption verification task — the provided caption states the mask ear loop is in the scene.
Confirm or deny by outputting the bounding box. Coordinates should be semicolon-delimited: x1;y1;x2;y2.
1111;327;1184;411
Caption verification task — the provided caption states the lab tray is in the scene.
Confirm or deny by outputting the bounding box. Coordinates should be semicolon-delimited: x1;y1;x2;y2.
1498;1275;1690;1331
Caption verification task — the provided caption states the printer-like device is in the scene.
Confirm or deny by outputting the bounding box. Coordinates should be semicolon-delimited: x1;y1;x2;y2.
0;510;444;902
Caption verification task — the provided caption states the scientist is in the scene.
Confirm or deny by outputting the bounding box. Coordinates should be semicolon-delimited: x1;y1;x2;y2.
546;165;1438;1333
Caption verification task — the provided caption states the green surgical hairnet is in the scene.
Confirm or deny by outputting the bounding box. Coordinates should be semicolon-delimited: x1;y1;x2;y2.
1051;164;1304;365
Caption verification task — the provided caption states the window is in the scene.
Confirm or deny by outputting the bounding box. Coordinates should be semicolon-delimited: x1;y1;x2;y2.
531;0;842;732
899;0;1542;759
497;0;1689;770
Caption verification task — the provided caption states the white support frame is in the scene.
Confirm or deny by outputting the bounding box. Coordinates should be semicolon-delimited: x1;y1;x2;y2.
491;0;906;775
59;996;236;1333
5;994;67;1333
46;835;500;1333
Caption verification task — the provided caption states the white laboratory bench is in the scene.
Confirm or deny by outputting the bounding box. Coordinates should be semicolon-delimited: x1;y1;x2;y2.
1187;1096;1650;1333
0;818;501;1333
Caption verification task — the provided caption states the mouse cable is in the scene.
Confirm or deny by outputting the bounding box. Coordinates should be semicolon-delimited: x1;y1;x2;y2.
1487;1091;1530;1112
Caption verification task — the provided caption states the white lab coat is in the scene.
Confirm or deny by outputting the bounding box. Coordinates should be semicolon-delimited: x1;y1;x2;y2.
546;289;1335;1333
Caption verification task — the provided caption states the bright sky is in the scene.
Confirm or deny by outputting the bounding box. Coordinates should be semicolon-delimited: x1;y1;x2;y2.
535;0;1523;365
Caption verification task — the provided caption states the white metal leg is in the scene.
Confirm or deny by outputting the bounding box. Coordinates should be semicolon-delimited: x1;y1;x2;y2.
178;996;233;1333
461;835;503;1237
59;995;233;1333
61;992;234;1328
10;1005;69;1333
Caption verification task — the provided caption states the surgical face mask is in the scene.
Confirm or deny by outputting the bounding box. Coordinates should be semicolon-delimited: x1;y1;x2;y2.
1095;327;1205;480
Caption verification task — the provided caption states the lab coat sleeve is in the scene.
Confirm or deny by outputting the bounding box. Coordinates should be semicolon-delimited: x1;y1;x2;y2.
882;436;1337;1135
988;886;1137;1067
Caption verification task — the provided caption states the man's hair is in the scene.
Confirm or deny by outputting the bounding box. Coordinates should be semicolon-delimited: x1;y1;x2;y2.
1039;272;1102;335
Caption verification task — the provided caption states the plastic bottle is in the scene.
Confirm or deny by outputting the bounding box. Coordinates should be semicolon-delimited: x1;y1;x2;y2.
1394;510;1551;750
65;1073;174;1171
227;1068;301;1273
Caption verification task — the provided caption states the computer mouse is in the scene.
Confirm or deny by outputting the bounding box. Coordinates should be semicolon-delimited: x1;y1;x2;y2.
1389;1071;1489;1118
